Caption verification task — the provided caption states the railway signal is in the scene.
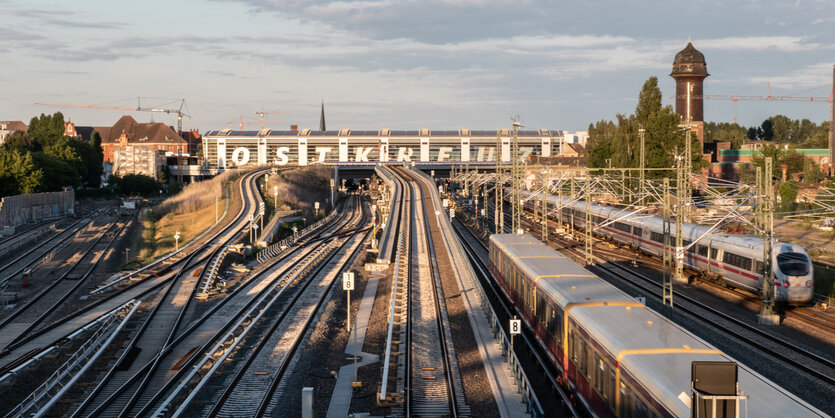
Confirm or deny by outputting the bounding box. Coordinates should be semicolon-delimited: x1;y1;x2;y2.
174;231;181;251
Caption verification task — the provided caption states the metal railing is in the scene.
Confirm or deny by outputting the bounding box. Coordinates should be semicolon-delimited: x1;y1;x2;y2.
196;247;229;299
255;209;339;264
5;299;140;417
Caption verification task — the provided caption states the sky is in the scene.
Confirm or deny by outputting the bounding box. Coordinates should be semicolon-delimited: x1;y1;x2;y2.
1;0;833;133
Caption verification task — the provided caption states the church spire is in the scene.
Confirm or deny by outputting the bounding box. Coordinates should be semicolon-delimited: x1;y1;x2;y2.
319;100;326;131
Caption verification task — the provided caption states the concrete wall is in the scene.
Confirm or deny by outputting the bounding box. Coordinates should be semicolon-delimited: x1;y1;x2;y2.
0;189;75;228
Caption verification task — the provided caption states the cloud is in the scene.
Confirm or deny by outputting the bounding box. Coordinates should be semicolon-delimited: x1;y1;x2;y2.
696;36;823;52
812;17;835;24
747;63;834;89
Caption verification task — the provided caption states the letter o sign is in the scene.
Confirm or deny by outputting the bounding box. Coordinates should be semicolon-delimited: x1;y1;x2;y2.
231;147;250;166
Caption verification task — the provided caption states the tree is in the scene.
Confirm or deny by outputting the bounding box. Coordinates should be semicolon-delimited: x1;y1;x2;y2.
31;152;80;191
0;148;42;196
760;119;774;141
804;159;825;184
769;114;794;143
779;181;798;213
587;76;689;175
704;122;746;149
113;174;159;196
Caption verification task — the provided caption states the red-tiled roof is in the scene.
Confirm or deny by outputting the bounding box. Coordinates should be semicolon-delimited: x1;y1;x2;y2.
87;115;186;144
1;121;29;132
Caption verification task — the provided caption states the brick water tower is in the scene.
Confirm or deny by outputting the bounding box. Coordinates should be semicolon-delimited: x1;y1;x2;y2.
670;42;709;123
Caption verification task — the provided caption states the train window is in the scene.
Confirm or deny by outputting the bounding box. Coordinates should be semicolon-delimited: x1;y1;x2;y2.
580;340;590;378
754;260;764;275
635;396;649;417
777;252;811;276
710;248;719;260
614;222;631;233
697;245;708;257
569;331;577;362
650;231;664;243
633;227;642;237
619;383;632;418
723;252;752;271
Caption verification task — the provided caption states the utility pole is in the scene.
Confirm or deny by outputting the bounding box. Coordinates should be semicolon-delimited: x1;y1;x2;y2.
621;170;627;204
556;177;563;232
511;120;522;234
569;176;575;237
639;126;646;199
675;156;685;285
662;178;673;308
758;157;779;325
584;176;593;266
495;131;504;234
541;168;549;242
684;128;693;222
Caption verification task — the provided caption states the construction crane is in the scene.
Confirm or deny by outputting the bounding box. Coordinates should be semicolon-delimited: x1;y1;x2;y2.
35;97;191;133
254;107;288;129
227;115;283;130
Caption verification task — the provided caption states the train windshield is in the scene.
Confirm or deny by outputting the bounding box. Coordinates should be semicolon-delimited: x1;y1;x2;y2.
776;252;810;276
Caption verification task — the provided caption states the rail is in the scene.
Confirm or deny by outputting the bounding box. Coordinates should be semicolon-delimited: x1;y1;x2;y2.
410;167;550;418
374;165;402;264
379;173;410;402
153;239;339;416
5;299;140;417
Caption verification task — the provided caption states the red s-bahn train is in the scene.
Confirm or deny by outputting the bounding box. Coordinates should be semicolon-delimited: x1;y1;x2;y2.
488;233;823;417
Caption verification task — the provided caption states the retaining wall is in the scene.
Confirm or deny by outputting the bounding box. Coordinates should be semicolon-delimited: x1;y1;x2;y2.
0;190;75;228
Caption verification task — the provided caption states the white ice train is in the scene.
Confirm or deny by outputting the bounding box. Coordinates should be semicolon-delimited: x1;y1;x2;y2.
519;192;814;304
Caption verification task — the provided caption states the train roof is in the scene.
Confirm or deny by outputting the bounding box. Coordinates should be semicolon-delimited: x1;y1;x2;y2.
547;194;791;252
489;234;823;416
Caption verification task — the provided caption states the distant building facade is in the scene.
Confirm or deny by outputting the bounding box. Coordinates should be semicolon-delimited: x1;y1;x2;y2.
0;121;28;144
77;115;188;165
113;146;163;179
201;128;563;169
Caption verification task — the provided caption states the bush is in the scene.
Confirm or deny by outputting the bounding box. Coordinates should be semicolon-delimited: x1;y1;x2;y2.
155;170;236;217
113;174;160;196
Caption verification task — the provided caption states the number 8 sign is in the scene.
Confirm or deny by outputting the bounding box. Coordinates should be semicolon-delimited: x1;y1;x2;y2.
343;272;355;291
510;319;521;335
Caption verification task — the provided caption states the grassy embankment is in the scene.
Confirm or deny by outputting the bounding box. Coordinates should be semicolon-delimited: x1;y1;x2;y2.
263;166;332;242
137;170;239;263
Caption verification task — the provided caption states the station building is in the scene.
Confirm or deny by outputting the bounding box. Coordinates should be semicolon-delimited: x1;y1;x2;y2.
201;128;564;170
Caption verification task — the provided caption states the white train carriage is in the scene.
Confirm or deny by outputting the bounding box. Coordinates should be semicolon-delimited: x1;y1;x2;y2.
489;233;825;418
523;192;814;304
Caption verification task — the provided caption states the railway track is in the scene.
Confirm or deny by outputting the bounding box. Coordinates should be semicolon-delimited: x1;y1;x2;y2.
0;170;264;373
0;212;130;351
65;168;271;417
380;167;467;417
56;184;357;417
497;208;835;402
0;209;109;285
163;196;369;417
